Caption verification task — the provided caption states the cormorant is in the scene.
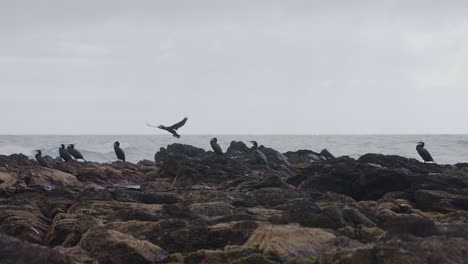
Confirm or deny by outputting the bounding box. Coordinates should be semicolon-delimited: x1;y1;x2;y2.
416;142;435;163
67;144;85;161
35;150;49;167
146;117;188;138
210;138;223;155
59;144;73;162
249;141;269;167
113;141;126;162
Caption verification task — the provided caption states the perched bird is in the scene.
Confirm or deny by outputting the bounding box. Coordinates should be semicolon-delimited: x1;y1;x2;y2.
210;138;223;155
67;144;85;161
146;117;188;138
113;141;126;162
416;142;435;163
59;144;73;162
250;141;269;167
35;150;49;167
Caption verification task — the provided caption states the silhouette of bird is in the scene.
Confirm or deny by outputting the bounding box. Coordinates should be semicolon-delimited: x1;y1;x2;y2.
210;138;223;155
113;141;126;162
59;144;73;162
146;117;188;138
416;142;435;163
35;150;49;167
249;141;269;167
67;144;85;161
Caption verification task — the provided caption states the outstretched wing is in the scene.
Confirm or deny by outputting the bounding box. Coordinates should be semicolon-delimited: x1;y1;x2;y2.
170;117;188;130
146;122;166;130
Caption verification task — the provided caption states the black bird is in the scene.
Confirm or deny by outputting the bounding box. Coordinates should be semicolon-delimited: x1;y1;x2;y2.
210;138;223;155
35;150;49;167
146;117;188;138
249;141;269;167
59;144;73;162
113;141;126;162
416;142;435;163
67;144;85;161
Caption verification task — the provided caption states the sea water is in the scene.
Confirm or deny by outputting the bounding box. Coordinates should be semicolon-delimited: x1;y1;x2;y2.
0;135;467;164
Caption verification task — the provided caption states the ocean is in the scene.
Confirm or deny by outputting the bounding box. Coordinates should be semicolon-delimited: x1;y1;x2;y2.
0;135;467;165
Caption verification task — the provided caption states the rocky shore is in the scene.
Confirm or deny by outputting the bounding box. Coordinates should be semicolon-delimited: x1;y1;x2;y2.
1;142;468;263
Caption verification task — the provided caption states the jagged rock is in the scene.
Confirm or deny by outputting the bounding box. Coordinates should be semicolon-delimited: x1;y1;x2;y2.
0;232;96;264
45;214;101;247
385;215;438;237
358;153;447;174
225;141;251;155
240;224;335;263
342;207;375;227
283;149;325;164
413;189;468;212
1;148;468;263
0;154;33;168
287;199;345;229
319;236;468;264
80;227;169;264
154;144;206;163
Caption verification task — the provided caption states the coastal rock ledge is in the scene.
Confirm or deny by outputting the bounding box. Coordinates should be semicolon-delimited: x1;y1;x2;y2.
1;143;468;263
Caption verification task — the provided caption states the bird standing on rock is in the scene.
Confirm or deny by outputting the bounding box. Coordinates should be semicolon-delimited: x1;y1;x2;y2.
67;144;85;161
146;117;188;138
59;144;73;162
35;150;49;167
249;141;269;167
416;142;435;163
210;138;223;155
113;141;126;162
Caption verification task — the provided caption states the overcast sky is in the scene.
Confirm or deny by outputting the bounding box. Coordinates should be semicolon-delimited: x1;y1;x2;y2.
1;0;467;134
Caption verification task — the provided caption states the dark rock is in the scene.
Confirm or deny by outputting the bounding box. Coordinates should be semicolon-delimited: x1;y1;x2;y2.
154;144;206;164
0;232;94;264
342;207;375;227
319;235;468;264
283;149;324;164
225;141;251;155
287;199;345;229
320;149;335;160
80;227;169;264
385;215;438;237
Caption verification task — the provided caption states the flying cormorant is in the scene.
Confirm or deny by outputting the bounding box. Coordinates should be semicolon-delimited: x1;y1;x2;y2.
250;141;269;167
210;138;223;155
67;144;85;161
416;142;435;163
35;150;49;167
146;117;188;138
113;141;126;162
59;144;73;162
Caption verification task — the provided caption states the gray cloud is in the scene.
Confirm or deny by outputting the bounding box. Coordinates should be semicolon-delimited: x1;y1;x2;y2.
1;0;467;134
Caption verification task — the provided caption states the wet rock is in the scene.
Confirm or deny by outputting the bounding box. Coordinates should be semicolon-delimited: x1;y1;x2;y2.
287;199;345;229
0;154;33;168
283;149;325;164
46;214;101;247
0;232;95;264
385;215;438;237
240;224;335;263
342;207;375;227
225;141;251;156
80;227;169;264
154;144;206;164
414;189;456;211
358;153;436;173
319;236;468;264
1;148;468;263
189;202;236;220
